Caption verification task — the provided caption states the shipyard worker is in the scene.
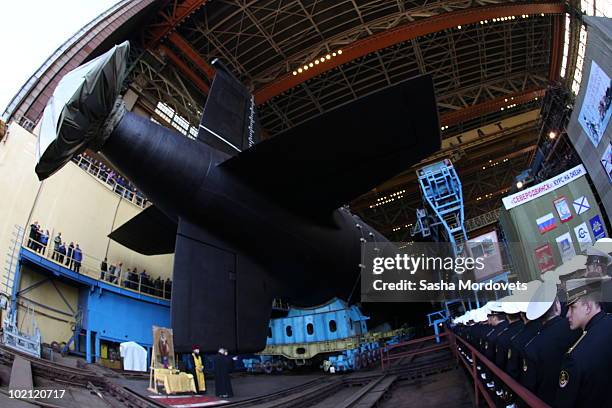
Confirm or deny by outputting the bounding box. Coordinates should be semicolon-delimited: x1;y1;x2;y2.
520;280;579;406
52;232;62;260
73;244;82;273
189;345;206;394
66;242;75;269
214;348;234;398
39;230;49;255
100;258;108;280
555;277;612;408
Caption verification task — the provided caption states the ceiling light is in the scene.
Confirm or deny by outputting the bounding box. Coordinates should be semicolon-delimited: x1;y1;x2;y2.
309;62;314;67
338;49;342;55
292;71;297;75
298;68;303;73
326;54;331;60
516;181;524;189
332;52;337;57
549;131;557;139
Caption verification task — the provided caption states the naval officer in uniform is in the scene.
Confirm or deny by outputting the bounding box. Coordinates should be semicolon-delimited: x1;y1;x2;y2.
555;277;612;408
506;281;543;381
520;280;579;405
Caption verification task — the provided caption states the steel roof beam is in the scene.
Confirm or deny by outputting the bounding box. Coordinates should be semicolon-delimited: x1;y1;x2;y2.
145;0;211;47
167;32;216;80
253;2;564;104
159;45;210;95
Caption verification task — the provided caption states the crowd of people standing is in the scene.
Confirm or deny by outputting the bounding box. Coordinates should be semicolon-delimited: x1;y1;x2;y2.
28;222;170;299
100;258;172;299
74;152;147;205
451;238;612;408
28;222;83;273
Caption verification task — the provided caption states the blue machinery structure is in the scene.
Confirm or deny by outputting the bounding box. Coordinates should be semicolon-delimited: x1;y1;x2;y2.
412;160;508;340
413;159;467;256
12;247;170;364
242;298;412;373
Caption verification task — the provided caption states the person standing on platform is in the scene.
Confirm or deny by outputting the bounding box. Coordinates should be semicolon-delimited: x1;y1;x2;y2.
39;230;49;255
214;348;234;398
73;244;82;273
189;345;206;394
28;221;39;250
100;258;108;280
58;241;66;264
555;277;612;408
520;280;580;406
66;242;75;269
53;232;62;260
114;262;123;284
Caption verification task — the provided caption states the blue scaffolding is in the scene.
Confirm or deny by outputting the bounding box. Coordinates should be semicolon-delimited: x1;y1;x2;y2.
413;159;467;257
412;160;478;341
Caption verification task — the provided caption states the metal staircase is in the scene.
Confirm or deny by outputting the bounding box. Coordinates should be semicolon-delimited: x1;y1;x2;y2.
2;225;24;300
412;159;468;258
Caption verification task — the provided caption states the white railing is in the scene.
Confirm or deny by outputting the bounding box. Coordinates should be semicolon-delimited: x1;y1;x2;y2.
71;155;149;209
23;236;171;301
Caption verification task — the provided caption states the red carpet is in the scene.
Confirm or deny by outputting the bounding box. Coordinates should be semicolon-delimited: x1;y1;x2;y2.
149;394;229;407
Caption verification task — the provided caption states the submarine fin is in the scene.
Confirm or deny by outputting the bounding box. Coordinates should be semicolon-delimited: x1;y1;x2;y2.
220;74;440;216
172;219;274;354
197;60;262;156
108;205;177;255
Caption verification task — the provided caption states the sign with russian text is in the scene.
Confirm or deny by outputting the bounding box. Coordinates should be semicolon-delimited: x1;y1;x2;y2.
502;165;586;210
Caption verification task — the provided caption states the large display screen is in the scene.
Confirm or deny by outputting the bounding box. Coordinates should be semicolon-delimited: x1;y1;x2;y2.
578;60;612;147
467;230;503;282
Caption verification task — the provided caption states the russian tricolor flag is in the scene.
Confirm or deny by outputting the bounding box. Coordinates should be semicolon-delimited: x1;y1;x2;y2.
536;213;556;234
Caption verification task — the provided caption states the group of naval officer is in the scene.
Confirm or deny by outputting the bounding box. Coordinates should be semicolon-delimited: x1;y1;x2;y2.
451;237;612;408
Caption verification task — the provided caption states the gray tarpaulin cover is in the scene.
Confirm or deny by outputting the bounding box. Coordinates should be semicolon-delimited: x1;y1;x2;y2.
35;41;130;180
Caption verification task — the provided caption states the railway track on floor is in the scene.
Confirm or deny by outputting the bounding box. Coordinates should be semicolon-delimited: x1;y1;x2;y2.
219;349;456;408
0;345;166;408
0;344;456;408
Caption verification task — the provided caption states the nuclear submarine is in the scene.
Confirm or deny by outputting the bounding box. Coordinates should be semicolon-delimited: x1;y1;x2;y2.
35;42;441;353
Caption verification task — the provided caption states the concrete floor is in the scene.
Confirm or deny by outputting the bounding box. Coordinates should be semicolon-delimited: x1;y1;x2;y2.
120;372;325;402
380;369;473;408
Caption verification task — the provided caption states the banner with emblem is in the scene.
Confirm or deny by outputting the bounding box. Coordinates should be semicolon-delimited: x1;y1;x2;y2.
553;196;573;223
589;214;606;239
572;196;590;215
573;222;593;252
534;243;555;273
556;232;576;263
